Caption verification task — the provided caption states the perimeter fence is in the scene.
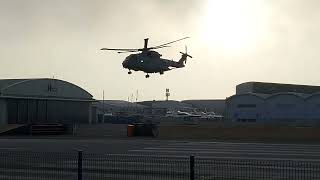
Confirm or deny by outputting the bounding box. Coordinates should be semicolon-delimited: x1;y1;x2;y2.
0;150;320;180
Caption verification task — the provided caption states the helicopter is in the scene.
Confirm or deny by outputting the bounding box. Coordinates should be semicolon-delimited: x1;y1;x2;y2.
100;37;192;78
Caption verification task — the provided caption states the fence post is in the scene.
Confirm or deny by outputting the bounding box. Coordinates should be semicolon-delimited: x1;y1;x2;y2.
78;150;83;180
190;155;195;180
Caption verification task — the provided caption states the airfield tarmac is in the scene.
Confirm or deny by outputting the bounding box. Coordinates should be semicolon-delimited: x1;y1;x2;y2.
1;124;320;179
1;138;320;179
0;138;320;161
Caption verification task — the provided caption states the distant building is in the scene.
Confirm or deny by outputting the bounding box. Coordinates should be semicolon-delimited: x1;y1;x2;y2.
226;82;320;125
96;100;146;114
139;100;193;112
181;99;225;115
92;100;148;123
139;100;226;116
94;100;146;122
0;78;96;125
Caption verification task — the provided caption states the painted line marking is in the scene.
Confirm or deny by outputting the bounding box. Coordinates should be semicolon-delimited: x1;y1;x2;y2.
144;147;320;154
128;149;320;157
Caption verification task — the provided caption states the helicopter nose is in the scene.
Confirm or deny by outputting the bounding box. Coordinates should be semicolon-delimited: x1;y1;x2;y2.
122;60;128;68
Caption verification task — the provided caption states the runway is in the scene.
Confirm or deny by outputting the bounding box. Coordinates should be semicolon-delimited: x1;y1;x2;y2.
128;141;320;161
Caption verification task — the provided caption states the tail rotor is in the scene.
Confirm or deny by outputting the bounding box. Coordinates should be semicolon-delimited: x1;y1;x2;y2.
179;46;193;64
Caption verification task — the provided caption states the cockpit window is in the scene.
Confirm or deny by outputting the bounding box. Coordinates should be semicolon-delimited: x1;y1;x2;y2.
147;51;161;57
128;54;137;60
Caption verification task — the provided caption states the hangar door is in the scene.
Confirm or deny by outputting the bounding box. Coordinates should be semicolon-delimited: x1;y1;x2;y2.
7;99;47;124
7;99;90;124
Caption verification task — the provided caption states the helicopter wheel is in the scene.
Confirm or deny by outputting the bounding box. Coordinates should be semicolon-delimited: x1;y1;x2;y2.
160;71;164;75
128;71;132;74
145;74;150;78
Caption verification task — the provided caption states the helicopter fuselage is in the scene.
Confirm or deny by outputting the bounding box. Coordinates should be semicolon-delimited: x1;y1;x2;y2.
122;51;185;74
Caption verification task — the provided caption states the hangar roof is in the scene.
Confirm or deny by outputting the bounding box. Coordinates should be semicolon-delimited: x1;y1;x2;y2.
237;82;320;95
227;92;313;101
0;78;94;101
0;79;27;90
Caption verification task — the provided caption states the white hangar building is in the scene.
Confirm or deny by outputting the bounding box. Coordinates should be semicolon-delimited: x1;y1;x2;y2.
0;78;96;125
226;82;320;124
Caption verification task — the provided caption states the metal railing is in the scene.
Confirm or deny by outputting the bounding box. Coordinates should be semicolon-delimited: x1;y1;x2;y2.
0;150;320;180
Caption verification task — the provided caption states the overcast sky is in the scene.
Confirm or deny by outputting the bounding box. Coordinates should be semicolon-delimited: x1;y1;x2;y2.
1;0;320;101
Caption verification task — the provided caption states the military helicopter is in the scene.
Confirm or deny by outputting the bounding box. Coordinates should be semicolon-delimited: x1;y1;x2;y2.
100;37;192;78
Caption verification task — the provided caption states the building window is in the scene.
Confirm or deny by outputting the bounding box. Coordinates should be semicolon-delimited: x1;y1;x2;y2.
237;104;256;108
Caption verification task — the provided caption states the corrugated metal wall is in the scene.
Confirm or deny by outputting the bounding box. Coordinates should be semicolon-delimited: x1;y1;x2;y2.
0;99;7;124
6;99;90;124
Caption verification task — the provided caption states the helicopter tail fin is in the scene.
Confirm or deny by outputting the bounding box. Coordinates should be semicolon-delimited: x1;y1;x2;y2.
178;46;193;65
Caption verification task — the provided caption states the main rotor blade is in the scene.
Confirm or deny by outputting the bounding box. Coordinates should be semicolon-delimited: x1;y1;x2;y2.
117;50;138;54
149;45;171;50
100;48;139;51
150;37;190;49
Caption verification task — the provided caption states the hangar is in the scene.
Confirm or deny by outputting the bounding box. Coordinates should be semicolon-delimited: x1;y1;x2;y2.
226;82;320;125
305;93;320;121
0;78;96;125
264;93;305;123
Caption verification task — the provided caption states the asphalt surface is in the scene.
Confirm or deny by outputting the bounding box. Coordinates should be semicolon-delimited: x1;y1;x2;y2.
0;138;320;179
1;138;320;160
0;138;172;153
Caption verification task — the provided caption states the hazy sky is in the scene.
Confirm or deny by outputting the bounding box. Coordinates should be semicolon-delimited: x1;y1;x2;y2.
1;0;320;101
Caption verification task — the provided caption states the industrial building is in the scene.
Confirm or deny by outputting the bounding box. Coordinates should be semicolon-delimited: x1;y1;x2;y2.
0;78;96;125
97;100;146;114
181;99;225;115
226;82;320;125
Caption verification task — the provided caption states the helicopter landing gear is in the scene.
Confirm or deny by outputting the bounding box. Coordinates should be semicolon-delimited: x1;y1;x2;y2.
160;71;164;75
128;71;132;74
145;74;150;78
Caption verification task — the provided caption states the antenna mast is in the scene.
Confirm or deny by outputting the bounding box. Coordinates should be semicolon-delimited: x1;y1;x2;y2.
165;88;170;101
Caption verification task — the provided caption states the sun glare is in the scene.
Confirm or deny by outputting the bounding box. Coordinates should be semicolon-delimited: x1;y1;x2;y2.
201;0;269;54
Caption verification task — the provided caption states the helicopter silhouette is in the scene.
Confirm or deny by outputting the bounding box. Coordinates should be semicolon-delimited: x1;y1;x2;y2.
100;37;192;78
